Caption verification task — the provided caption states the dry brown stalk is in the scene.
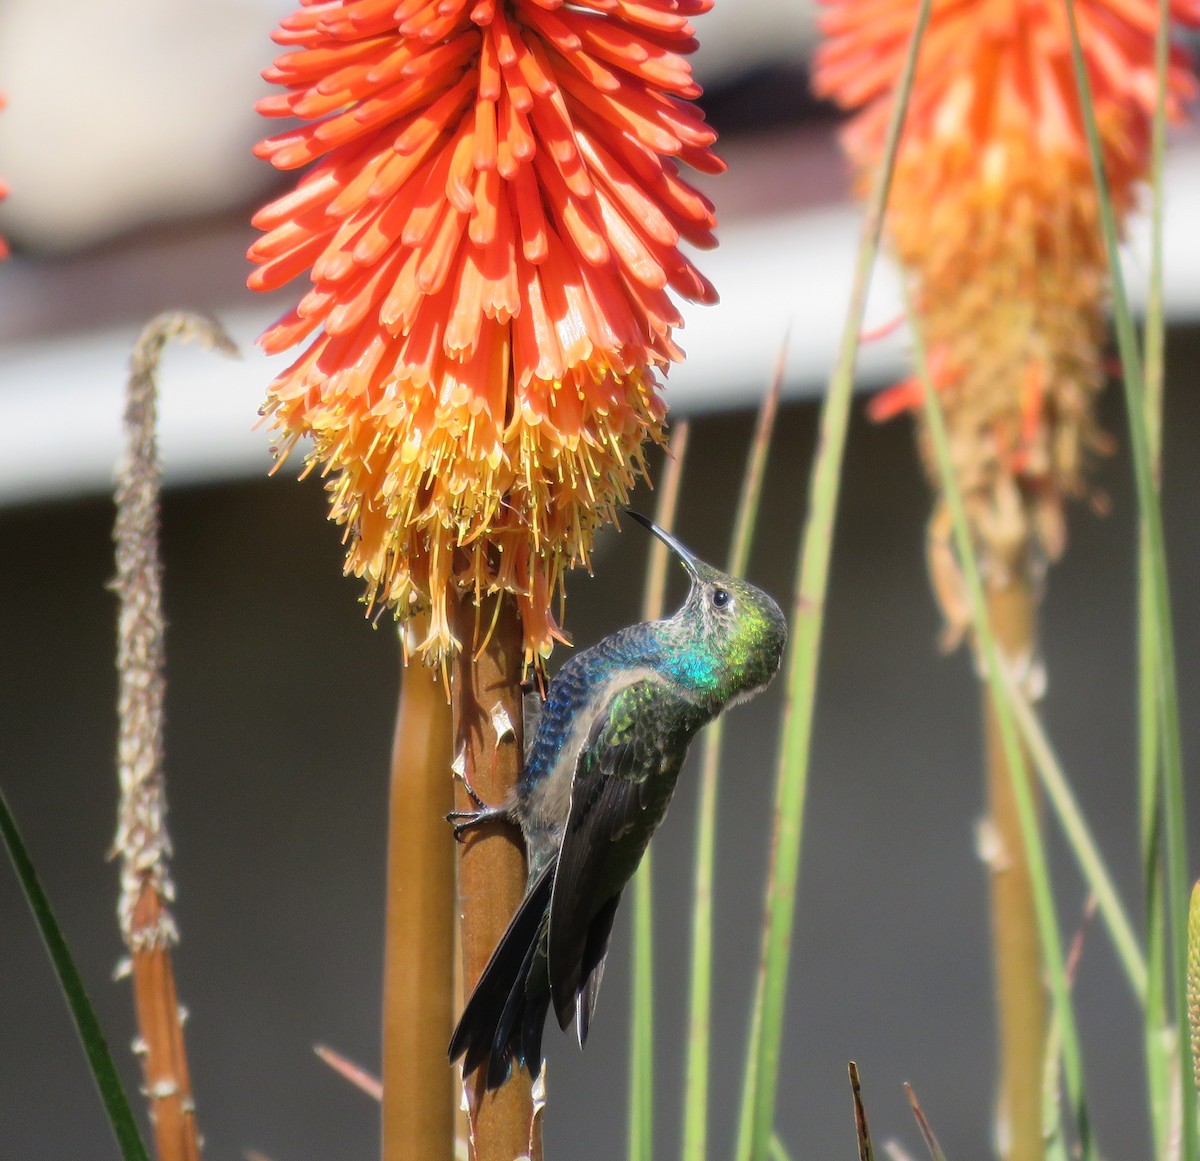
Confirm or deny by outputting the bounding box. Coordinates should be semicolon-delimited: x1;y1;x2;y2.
382;625;456;1161
113;311;236;1161
314;1044;384;1102
452;593;542;1161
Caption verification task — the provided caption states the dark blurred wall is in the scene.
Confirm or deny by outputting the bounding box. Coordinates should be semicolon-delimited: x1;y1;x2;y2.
3;330;1200;1159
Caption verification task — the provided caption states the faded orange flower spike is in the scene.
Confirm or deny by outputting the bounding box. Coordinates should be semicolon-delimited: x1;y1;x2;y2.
816;0;1199;586
0;93;8;261
250;0;721;662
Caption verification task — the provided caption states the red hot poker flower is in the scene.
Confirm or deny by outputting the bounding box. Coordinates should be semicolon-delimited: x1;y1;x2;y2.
250;0;721;662
0;92;8;260
817;0;1200;568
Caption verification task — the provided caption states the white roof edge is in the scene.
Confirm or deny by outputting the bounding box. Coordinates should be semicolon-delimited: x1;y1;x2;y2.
1;144;1198;507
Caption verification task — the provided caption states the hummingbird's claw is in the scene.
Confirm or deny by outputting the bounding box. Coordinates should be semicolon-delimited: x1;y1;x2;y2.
446;805;511;841
452;769;489;811
448;768;512;839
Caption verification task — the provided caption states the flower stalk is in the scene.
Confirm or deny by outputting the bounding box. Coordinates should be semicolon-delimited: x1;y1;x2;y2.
0;90;8;260
250;7;720;1155
981;580;1045;1161
382;625;457;1161
113;312;236;1161
451;594;541;1161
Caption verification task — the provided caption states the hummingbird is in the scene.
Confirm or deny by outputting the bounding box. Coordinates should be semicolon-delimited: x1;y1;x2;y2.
447;510;788;1089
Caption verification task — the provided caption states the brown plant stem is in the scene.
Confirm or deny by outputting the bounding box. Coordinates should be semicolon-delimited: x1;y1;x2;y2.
982;575;1045;1161
382;625;456;1161
114;312;235;1161
128;891;200;1161
452;594;542;1161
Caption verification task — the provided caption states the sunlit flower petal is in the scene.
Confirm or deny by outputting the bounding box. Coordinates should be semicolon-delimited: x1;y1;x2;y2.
250;0;720;662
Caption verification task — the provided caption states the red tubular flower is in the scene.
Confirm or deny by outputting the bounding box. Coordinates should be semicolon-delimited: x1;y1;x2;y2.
250;0;721;661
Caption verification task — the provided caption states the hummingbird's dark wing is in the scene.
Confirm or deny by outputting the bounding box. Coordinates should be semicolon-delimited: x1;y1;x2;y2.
547;675;671;1033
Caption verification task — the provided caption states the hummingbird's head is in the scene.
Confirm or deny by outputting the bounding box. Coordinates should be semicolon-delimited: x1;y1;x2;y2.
625;511;788;709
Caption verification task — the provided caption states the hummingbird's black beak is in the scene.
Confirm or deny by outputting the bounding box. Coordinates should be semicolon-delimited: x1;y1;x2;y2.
625;509;702;581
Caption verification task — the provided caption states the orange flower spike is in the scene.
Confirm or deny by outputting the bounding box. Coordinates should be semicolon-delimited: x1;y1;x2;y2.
816;0;1200;567
251;0;719;663
0;92;8;261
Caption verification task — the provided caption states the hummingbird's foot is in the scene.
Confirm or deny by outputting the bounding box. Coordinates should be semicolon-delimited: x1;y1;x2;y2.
446;804;512;841
447;769;512;840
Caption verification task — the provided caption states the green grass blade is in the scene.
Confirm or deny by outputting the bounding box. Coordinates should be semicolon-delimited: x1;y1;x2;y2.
682;714;721;1161
768;1134;795;1161
628;421;691;1161
629;847;655;1161
728;336;788;581
733;3;933;1155
903;288;1094;1159
1142;0;1169;442
1140;526;1169;1159
1041;1001;1069;1161
1061;5;1195;1158
682;342;786;1161
1139;0;1171;1150
0;787;152;1161
999;666;1147;1000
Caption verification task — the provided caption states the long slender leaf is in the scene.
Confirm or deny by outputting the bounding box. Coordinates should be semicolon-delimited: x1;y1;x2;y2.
768;1133;794;1161
0;787;151;1161
628;422;691;1161
733;4;933;1156
1142;0;1170;439
903;288;1094;1159
999;664;1147;1000
682;340;786;1161
1139;0;1172;1150
1061;5;1195;1159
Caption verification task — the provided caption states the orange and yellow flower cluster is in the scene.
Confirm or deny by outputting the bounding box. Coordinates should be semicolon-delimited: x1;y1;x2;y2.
251;0;719;661
0;92;8;260
817;0;1199;567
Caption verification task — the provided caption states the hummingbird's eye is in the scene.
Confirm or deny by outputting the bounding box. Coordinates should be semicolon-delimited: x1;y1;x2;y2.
711;587;731;609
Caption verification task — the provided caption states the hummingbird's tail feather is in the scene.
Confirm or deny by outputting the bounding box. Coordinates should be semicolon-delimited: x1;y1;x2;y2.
449;860;556;1089
521;978;552;1076
485;935;540;1089
574;892;621;1045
